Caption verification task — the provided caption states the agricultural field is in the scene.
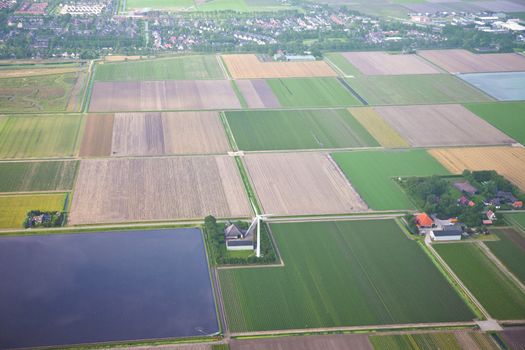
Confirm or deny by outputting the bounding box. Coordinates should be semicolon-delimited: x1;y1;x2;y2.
465;102;525;145
69;156;251;225
348;107;409;148
0;115;83;158
369;332;498;350
345;74;492;105
225;109;379;151
111;112;230;155
507;212;525;232
340;52;440;75
417;50;525;74
459;72;525;101
429;147;525;191
0;73;82;112
0;64;81;78
125;0;195;10
219;220;474;332
79;114;114;157
485;228;525;284
435;243;525;320
0;161;78;192
267;78;361;107
243;152;368;215
95;55;224;81
234;80;280;108
230;334;372;350
332;149;450;210
0;194;66;229
89;80;241;111
373;104;514;147
501;327;525;350
222;54;336;79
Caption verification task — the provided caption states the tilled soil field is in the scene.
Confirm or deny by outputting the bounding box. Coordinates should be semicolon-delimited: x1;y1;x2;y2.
243;152;369;215
235;79;281;108
89;80;241;112
342;52;440;75
222;54;337;79
374;104;515;147
418;49;525;73
79;114;114;157
69;156;251;225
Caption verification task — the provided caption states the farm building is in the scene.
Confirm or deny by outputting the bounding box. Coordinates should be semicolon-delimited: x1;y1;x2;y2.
430;225;463;241
416;213;434;228
224;222;254;251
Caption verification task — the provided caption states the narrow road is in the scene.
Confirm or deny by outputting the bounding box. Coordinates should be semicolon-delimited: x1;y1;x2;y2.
477;242;525;294
229;321;477;337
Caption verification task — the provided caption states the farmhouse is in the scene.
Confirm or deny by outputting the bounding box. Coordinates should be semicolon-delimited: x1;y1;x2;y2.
430;224;463;241
224;222;254;251
416;212;434;228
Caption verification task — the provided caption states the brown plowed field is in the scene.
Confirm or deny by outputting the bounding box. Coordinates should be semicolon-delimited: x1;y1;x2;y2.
342;52;440;75
374;104;515;147
230;334;372;350
418;49;525;73
69;156;251;225
79;114;114;157
222;54;337;79
88;80;241;112
244;152;368;216
235;79;281;108
111;111;230;156
501;327;525;350
429;147;525;191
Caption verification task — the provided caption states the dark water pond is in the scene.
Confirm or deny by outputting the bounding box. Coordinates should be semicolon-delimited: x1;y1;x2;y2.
0;228;219;349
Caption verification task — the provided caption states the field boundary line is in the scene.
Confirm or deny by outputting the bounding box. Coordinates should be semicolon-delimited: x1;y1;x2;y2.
234;156;261;216
229;321;477;337
425;238;490;320
217;54;231;80
219;111;239;152
324;56;353;78
477;241;525;294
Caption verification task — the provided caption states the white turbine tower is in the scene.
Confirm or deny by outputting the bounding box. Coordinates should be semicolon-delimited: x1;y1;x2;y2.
246;213;273;257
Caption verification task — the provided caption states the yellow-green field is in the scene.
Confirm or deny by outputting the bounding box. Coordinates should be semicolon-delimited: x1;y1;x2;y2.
0;194;66;229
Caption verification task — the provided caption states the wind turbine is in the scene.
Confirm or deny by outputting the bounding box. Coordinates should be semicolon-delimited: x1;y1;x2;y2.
246;213;273;257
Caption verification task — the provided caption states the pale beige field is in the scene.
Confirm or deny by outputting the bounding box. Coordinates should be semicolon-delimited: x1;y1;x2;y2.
429;147;525;191
89;80;241;111
349;107;408;148
0;66;81;78
342;52;440;75
374;104;515;147
222;54;337;79
244;152;368;216
418;49;525;73
69;156;251;225
111;111;230;156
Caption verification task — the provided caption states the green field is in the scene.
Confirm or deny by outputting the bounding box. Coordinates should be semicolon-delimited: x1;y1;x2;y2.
267;78;362;108
0;73;79;112
485;228;525;284
370;333;461;350
220;220;473;332
331;150;450;210
0;161;78;193
435;243;525;320
125;0;195;10
507;212;525;232
95;55;224;81
464;102;525;145
0;194;66;229
0;115;83;158
225;109;379;151
324;53;492;105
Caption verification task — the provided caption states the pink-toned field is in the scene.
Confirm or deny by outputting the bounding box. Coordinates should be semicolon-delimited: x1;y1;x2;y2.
342;52;440;75
418;49;525;73
374;104;515;147
69;156;251;225
89;80;241;112
222;54;337;79
243;152;368;216
111;111;230;156
235;80;281;108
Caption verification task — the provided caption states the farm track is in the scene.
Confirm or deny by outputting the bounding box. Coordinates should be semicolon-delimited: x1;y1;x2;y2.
477;242;525;294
